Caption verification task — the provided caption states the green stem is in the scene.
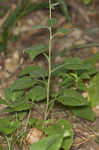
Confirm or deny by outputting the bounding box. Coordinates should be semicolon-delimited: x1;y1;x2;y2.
44;0;52;121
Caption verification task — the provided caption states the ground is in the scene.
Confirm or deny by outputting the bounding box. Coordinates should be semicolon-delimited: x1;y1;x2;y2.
0;0;99;150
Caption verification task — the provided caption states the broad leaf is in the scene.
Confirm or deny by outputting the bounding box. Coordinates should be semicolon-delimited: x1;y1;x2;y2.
6;100;32;112
79;72;90;79
26;86;46;102
4;88;24;102
19;65;48;78
58;89;88;106
10;77;35;91
84;64;97;75
0;119;19;135
89;73;99;106
64;57;87;70
25;44;48;61
72;105;95;121
30;134;63;150
44;120;73;150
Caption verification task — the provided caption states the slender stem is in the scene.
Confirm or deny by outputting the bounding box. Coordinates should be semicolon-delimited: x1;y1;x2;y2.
44;0;52;121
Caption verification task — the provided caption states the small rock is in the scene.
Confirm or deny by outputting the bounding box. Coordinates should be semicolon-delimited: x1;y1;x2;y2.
5;51;20;73
26;128;42;144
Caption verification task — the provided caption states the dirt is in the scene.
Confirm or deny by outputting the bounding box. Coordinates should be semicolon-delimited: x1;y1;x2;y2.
0;0;99;150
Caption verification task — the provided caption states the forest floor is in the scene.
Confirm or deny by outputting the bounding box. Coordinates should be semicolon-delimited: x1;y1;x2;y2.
0;0;99;150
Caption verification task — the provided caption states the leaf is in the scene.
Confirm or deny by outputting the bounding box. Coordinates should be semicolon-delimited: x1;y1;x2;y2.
84;52;99;65
6;100;32;112
4;88;24;102
25;44;48;61
79;72;90;79
30;134;63;150
58;89;88;106
0;119;19;135
10;77;35;91
0;97;9;105
47;18;57;27
44;120;71;136
62;136;73;150
89;73;99;106
77;80;87;91
44;120;73;150
64;57;86;70
19;65;48;78
85;64;97;75
26;86;46;102
72;105;95;121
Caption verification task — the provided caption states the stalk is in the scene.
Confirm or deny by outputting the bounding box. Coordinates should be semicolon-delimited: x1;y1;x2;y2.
44;0;52;121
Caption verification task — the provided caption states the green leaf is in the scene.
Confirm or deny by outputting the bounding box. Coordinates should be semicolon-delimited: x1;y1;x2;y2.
0;119;19;135
77;80;87;91
44;120;73;150
44;120;71;136
6;100;32;112
0;97;9;105
19;65;48;78
72;105;95;121
89;73;99;106
64;57;86;70
30;134;63;150
58;89;88;106
62;136;73;150
4;88;24;102
79;72;90;79
86;64;96;76
47;18;57;27
60;77;74;88
26;86;46;102
10;77;35;91
25;44;48;61
84;52;99;65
